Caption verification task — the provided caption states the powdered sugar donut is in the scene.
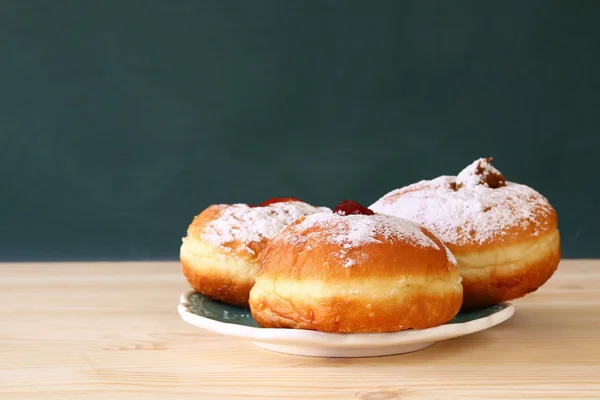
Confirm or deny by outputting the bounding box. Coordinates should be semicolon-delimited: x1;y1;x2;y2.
180;198;329;307
370;158;560;309
249;201;463;333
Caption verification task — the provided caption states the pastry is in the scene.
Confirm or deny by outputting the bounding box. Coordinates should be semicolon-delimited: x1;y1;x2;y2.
180;198;328;307
370;158;561;309
249;201;463;333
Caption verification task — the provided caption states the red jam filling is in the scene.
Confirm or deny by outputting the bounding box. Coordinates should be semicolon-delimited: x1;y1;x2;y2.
334;200;375;216
255;197;302;207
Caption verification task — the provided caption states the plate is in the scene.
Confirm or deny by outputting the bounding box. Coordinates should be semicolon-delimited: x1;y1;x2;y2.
178;290;514;358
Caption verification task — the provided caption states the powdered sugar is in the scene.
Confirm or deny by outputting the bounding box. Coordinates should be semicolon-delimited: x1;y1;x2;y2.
444;243;458;266
280;212;442;267
200;202;328;254
370;175;553;246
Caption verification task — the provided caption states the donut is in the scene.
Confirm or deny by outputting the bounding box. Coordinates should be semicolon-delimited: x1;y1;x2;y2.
180;198;328;307
370;158;561;310
248;201;463;333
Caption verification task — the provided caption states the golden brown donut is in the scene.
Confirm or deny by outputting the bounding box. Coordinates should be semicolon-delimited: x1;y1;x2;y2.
370;158;561;310
180;199;328;307
249;202;463;333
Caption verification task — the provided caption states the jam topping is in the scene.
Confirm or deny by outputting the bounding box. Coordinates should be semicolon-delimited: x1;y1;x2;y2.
256;197;303;207
456;157;506;189
334;200;375;216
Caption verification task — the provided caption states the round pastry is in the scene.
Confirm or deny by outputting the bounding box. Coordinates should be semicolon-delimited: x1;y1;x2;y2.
249;201;463;333
370;158;560;310
180;198;328;307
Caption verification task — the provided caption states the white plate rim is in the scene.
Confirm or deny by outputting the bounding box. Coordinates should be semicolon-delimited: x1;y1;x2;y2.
178;290;515;347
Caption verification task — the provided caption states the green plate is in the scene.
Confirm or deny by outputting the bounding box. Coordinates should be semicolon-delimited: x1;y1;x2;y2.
179;291;515;357
186;291;508;328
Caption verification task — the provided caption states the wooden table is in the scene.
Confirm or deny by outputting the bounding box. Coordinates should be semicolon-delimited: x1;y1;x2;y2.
1;260;599;399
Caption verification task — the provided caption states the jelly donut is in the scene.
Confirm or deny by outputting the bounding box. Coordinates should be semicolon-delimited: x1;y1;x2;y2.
370;158;560;310
249;201;463;333
180;198;328;307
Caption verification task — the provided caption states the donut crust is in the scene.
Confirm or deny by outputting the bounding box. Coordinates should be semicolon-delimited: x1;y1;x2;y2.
180;240;258;308
251;288;463;333
455;229;561;310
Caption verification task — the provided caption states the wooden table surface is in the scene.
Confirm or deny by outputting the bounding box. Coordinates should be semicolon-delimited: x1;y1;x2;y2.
1;260;599;399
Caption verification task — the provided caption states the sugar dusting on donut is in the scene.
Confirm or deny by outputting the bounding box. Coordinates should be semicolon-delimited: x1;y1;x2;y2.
200;202;328;254
280;212;443;267
370;159;554;246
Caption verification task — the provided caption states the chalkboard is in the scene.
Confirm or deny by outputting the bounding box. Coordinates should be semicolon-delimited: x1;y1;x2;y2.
0;1;598;260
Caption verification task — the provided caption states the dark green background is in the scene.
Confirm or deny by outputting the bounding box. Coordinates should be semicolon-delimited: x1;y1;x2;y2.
1;1;597;260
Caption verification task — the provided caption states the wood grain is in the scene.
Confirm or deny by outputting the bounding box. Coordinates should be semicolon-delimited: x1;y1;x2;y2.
0;260;599;399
